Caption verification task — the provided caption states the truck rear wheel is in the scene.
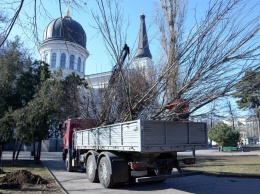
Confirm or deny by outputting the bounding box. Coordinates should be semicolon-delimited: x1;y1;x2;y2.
86;155;99;182
98;157;115;188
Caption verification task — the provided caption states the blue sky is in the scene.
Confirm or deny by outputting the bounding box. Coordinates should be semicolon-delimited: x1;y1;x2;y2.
6;0;209;75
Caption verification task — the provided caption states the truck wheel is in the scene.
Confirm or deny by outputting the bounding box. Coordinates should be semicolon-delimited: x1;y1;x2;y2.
98;157;115;188
65;154;73;172
62;152;66;161
86;155;99;182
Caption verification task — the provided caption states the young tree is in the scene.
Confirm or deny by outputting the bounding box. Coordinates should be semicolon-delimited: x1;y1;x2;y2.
0;109;15;153
84;0;260;123
0;37;32;150
0;56;53;162
12;62;63;162
90;0;260;122
90;1;134;124
150;0;260;120
24;80;58;162
4;63;88;162
208;122;240;147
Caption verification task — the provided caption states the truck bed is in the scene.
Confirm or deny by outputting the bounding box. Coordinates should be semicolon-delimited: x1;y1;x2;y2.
74;119;208;153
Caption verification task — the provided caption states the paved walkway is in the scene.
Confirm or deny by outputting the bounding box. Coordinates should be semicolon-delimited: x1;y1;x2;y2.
178;148;260;156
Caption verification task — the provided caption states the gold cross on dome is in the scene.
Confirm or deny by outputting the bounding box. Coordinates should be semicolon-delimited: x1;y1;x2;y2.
65;2;71;17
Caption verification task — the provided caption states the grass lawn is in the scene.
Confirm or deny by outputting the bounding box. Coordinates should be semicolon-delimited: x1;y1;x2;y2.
0;159;64;194
180;155;260;178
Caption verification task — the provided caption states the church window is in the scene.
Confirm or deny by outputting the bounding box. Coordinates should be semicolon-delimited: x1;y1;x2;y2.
51;53;56;68
70;55;75;70
77;57;81;72
60;53;66;68
44;53;48;63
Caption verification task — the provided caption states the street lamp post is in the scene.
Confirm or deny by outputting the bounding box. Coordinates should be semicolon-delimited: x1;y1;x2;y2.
256;114;260;145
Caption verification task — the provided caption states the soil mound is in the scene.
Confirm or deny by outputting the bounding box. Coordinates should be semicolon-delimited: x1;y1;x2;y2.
0;170;48;189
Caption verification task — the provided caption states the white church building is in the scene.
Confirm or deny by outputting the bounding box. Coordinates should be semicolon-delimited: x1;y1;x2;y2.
38;10;153;88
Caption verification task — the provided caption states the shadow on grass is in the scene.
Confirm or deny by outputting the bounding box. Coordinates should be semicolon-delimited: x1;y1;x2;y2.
0;160;45;171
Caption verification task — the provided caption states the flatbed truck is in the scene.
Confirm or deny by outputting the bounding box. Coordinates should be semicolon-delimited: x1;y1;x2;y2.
62;118;207;188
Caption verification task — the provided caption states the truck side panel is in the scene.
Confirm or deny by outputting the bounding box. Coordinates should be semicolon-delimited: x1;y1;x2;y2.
143;121;207;145
75;120;142;151
74;120;207;153
189;122;208;144
141;121;207;152
165;122;189;144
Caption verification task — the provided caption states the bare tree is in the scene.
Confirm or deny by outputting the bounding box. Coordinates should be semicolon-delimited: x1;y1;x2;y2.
0;10;8;41
226;100;236;129
148;0;260;120
0;1;24;47
88;0;144;124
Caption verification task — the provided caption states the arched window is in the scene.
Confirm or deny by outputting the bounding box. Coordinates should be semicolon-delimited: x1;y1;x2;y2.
77;57;81;72
69;55;75;70
60;53;66;68
51;53;56;68
44;53;48;63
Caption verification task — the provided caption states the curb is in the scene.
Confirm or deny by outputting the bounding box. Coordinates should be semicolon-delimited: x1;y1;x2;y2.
202;172;260;179
41;161;68;194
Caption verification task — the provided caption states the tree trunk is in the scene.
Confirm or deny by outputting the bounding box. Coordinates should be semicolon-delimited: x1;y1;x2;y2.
33;139;36;162
1;143;5;152
12;141;18;166
34;141;42;163
15;140;24;161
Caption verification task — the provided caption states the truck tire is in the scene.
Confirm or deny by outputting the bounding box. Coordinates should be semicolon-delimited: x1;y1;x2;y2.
86;155;99;183
65;154;73;172
98;157;115;188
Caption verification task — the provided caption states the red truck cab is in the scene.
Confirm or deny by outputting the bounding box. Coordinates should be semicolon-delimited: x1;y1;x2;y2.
62;118;96;161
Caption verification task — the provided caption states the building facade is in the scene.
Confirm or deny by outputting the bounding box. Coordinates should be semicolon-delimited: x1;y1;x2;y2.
38;10;89;78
